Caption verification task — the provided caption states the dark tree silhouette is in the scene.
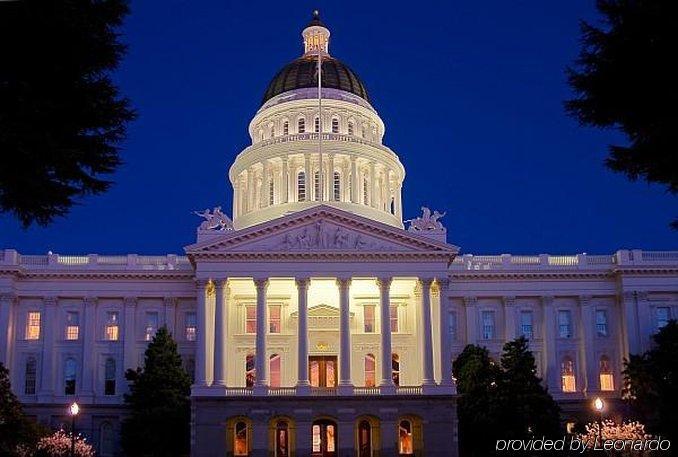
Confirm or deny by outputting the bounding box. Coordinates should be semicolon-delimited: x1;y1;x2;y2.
121;327;191;457
565;0;677;225
0;0;135;227
0;363;44;456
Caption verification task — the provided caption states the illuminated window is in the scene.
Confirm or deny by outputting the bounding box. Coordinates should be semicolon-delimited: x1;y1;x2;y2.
144;312;158;341
558;310;573;338
64;358;77;395
392;353;400;386
656;307;670;330
65;311;79;340
561;357;576;393
314;171;320;201
269;305;281;334
364;354;376;387
245;306;256;334
297;171;306;202
595;310;608;337
100;422;114;457
270;126;275;138
333;171;341;201
390;304;399;333
482;310;495;339
25;311;41;340
358;420;372;457
332;117;339;133
314;117;320;133
104;358;116;395
599;356;614;391
283;121;289;135
566;422;576;434
185;312;197;341
399;420;414;455
104;311;119;341
348;121;354;135
448;311;457;341
24;357;37;395
298;118;305;134
245;354;255;387
275;421;289;457
520;310;533;339
269;354;281;388
268;179;274;206
363;305;375;333
234;421;248;456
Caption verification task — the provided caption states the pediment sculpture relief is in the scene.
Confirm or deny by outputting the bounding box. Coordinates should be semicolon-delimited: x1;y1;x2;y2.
274;220;388;251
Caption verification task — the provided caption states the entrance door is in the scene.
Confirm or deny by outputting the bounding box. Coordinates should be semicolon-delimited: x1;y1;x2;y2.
312;420;337;457
309;356;338;388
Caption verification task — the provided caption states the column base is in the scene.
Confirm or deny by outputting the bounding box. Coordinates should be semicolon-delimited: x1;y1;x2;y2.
379;384;396;395
338;383;354;396
296;382;311;395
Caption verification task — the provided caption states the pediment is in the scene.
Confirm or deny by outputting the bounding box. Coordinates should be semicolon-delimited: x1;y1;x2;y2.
185;205;458;258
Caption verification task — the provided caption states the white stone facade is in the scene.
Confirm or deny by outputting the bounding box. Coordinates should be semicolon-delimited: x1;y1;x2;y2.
1;13;677;457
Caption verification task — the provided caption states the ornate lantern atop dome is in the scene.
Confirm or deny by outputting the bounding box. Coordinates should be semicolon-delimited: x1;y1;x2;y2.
302;10;330;55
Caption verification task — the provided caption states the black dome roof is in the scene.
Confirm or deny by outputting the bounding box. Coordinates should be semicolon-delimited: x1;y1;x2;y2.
261;55;370;105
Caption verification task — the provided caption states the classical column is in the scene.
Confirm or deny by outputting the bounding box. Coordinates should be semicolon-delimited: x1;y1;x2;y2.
247;168;254;212
420;279;435;387
369;161;376;208
350;156;359;203
281;156;289;203
438;280;454;386
377;277;395;391
195;280;209;387
579;295;596;394
38;296;57;400
503;296;516;341
123;297;137;372
164;296;177;336
304;154;311;201
327;153;335;201
261;161;270;207
337;278;353;393
463;296;478;344
541;296;557;392
213;280;228;387
254;278;269;393
81;296;97;397
296;278;310;392
0;294;16;369
394;181;403;219
620;291;639;358
233;182;240;218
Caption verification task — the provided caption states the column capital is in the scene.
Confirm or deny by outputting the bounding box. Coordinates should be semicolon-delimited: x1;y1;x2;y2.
0;293;18;305
622;290;635;302
295;277;311;290
253;278;270;290
541;295;555;306
43;296;58;307
419;277;435;288
164;296;178;307
375;277;393;289
83;296;98;307
463;296;477;307
195;278;210;288
636;291;649;302
213;278;228;290
436;277;450;291
502;296;516;307
578;295;592;306
336;277;352;289
123;296;137;307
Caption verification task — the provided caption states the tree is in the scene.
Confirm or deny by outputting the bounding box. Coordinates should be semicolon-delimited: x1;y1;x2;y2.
121;326;192;457
496;337;561;442
34;430;95;457
0;362;44;456
0;0;136;227
578;419;653;456
565;0;678;225
623;320;678;450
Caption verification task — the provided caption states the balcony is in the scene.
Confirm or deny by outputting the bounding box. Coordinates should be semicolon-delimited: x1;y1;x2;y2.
194;384;455;398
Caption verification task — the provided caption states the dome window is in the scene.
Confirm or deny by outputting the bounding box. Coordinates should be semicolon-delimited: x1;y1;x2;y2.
314;171;321;201
283;121;289;135
314;117;320;133
348;121;354;136
270;126;275;138
297;171;306;201
298;118;305;134
332;117;339;133
333;171;341;201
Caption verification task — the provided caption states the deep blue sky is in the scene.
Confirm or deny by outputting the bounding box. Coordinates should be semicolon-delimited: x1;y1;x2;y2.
1;0;676;255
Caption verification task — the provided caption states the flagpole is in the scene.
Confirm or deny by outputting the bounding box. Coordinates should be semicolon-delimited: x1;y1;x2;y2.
317;45;323;202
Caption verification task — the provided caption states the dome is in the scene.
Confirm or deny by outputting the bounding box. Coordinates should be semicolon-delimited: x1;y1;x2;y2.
261;55;370;106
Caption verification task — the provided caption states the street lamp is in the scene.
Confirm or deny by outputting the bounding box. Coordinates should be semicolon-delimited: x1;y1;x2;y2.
593;397;604;445
68;402;80;457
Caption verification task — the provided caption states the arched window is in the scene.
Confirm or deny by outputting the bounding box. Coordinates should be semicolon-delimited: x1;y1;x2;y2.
104;358;116;395
298;118;305;134
363;178;369;205
348;121;354;136
358;420;372;457
399;420;414;455
270;354;281;388
314;116;320;133
25;357;37;395
275;421;289;457
390;197;395;215
332;117;339;133
283;121;289;136
234;421;248;456
64;358;77;395
392;353;400;386
99;422;114;457
561;357;576;392
245;354;256;387
314;171;321;201
333;171;341;201
364;354;376;387
599;356;614;391
259;130;264;141
361;126;366;138
268;179;274;206
371;126;377;141
270;126;275;138
297;171;306;202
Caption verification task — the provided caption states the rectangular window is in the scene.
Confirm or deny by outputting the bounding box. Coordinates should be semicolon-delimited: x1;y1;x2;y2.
656;307;671;330
245;305;256;334
390;304;399;333
65;311;79;341
104;311;119;341
269;305;281;334
595;310;609;337
482;310;495;340
520;310;533;339
25;312;41;340
144;312;159;341
448;311;457;341
364;305;375;333
185;312;197;341
558;310;572;338
600;373;614;391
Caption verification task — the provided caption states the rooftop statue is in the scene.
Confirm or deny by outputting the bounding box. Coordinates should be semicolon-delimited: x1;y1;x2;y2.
194;206;234;231
406;206;446;232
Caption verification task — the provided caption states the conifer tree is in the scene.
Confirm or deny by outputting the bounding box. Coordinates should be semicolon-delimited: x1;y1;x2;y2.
0;363;44;456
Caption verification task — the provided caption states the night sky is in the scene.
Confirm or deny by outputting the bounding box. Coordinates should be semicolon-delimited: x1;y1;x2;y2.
1;0;675;255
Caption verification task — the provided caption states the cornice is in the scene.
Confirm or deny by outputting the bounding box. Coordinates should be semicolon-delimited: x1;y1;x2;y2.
9;270;195;281
448;271;615;280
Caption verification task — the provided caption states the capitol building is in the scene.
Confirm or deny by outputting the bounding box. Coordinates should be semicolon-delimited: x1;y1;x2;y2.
1;12;677;457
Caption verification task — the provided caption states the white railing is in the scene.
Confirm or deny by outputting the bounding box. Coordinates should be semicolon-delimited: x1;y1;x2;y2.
247;132;390;154
224;387;253;396
268;387;296;396
1;252;191;271
310;387;338;396
57;256;88;266
18;255;49;266
641;251;678;262
548;256;578;266
353;387;381;395
396;386;423;395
